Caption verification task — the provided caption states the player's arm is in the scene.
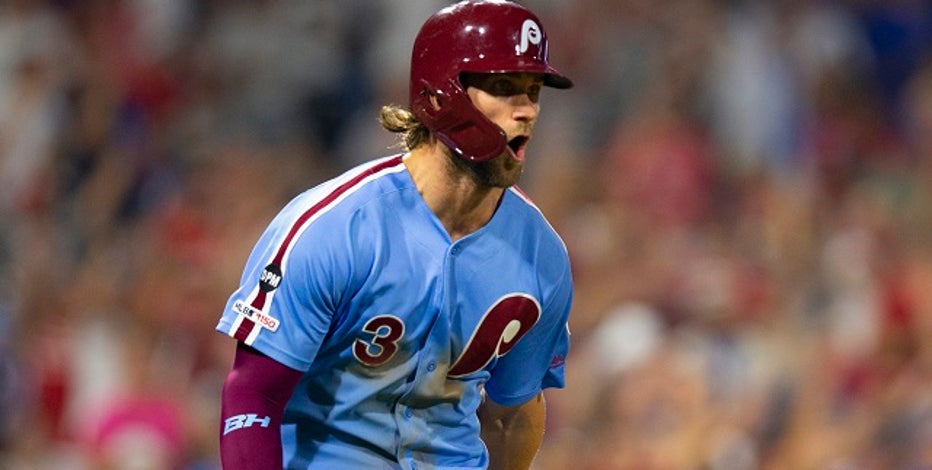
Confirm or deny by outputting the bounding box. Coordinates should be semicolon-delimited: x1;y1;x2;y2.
478;392;547;470
219;342;303;469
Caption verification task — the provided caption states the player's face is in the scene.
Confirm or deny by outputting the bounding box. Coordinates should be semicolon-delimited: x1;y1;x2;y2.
462;72;544;188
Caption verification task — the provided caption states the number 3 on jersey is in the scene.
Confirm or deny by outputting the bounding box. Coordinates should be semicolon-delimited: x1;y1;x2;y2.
353;294;541;376
353;315;405;366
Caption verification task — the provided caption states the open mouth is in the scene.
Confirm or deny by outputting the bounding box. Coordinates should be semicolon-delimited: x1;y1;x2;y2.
507;135;529;159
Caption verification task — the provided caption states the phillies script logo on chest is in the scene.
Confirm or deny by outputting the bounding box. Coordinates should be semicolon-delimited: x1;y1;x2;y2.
352;294;541;376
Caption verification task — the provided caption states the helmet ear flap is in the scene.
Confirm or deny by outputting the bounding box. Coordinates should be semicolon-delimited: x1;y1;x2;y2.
418;79;444;114
415;78;506;162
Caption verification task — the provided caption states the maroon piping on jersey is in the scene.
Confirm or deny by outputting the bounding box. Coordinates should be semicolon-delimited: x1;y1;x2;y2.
233;156;405;343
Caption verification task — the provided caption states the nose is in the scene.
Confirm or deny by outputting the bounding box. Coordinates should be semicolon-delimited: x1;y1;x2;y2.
511;94;539;122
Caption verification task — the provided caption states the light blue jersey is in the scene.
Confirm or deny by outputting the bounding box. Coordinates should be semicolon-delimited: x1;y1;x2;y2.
216;155;573;470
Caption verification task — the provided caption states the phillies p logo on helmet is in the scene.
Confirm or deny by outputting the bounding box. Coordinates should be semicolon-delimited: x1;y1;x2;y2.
518;19;541;54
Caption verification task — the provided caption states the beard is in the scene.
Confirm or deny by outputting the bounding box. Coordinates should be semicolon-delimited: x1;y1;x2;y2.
449;149;524;189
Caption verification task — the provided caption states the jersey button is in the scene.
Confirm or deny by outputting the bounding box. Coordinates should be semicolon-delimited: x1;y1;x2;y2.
404;408;413;419
426;361;436;372
451;246;460;255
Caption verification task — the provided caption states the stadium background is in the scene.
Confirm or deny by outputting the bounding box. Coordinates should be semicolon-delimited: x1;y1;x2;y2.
2;0;932;468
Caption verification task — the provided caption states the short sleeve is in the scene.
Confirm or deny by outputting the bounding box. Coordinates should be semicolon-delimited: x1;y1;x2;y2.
216;205;352;372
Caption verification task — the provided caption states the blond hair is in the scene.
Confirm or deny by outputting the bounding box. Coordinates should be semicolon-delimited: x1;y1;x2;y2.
379;105;431;151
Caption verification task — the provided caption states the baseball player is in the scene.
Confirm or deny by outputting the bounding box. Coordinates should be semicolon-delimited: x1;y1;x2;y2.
216;1;574;469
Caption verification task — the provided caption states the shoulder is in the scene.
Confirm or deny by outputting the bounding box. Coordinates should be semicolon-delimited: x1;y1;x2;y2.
272;155;408;229
495;187;573;292
503;186;569;258
259;155;409;260
295;155;408;212
254;156;409;294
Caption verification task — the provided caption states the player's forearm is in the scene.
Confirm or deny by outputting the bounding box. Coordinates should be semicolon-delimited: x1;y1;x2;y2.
220;407;284;469
220;373;286;467
220;343;303;469
479;393;547;470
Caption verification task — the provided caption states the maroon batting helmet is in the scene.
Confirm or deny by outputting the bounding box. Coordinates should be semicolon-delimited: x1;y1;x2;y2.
410;0;573;162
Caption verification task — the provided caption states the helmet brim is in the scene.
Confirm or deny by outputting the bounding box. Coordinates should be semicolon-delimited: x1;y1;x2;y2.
459;65;574;89
544;70;573;89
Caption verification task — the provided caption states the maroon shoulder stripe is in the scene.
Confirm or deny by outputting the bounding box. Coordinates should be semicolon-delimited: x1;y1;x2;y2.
233;156;405;342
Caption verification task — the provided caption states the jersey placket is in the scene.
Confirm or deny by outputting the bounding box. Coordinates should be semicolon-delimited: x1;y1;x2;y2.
393;239;464;470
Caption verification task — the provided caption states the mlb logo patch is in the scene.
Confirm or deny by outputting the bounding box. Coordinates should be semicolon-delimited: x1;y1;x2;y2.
233;300;280;332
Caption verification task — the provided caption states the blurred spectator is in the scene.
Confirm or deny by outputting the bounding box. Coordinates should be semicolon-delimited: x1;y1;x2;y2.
3;1;932;469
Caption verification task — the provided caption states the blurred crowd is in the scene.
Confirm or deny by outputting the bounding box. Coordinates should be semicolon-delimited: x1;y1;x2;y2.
1;0;932;469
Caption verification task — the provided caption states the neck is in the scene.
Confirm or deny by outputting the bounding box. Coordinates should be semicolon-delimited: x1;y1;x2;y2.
404;144;504;241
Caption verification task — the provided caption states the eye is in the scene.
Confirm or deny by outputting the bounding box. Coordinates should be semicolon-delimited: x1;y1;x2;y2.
527;84;542;102
461;73;544;101
491;79;520;96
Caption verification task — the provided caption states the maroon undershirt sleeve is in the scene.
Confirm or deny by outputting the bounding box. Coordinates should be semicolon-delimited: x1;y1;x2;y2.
219;342;304;470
